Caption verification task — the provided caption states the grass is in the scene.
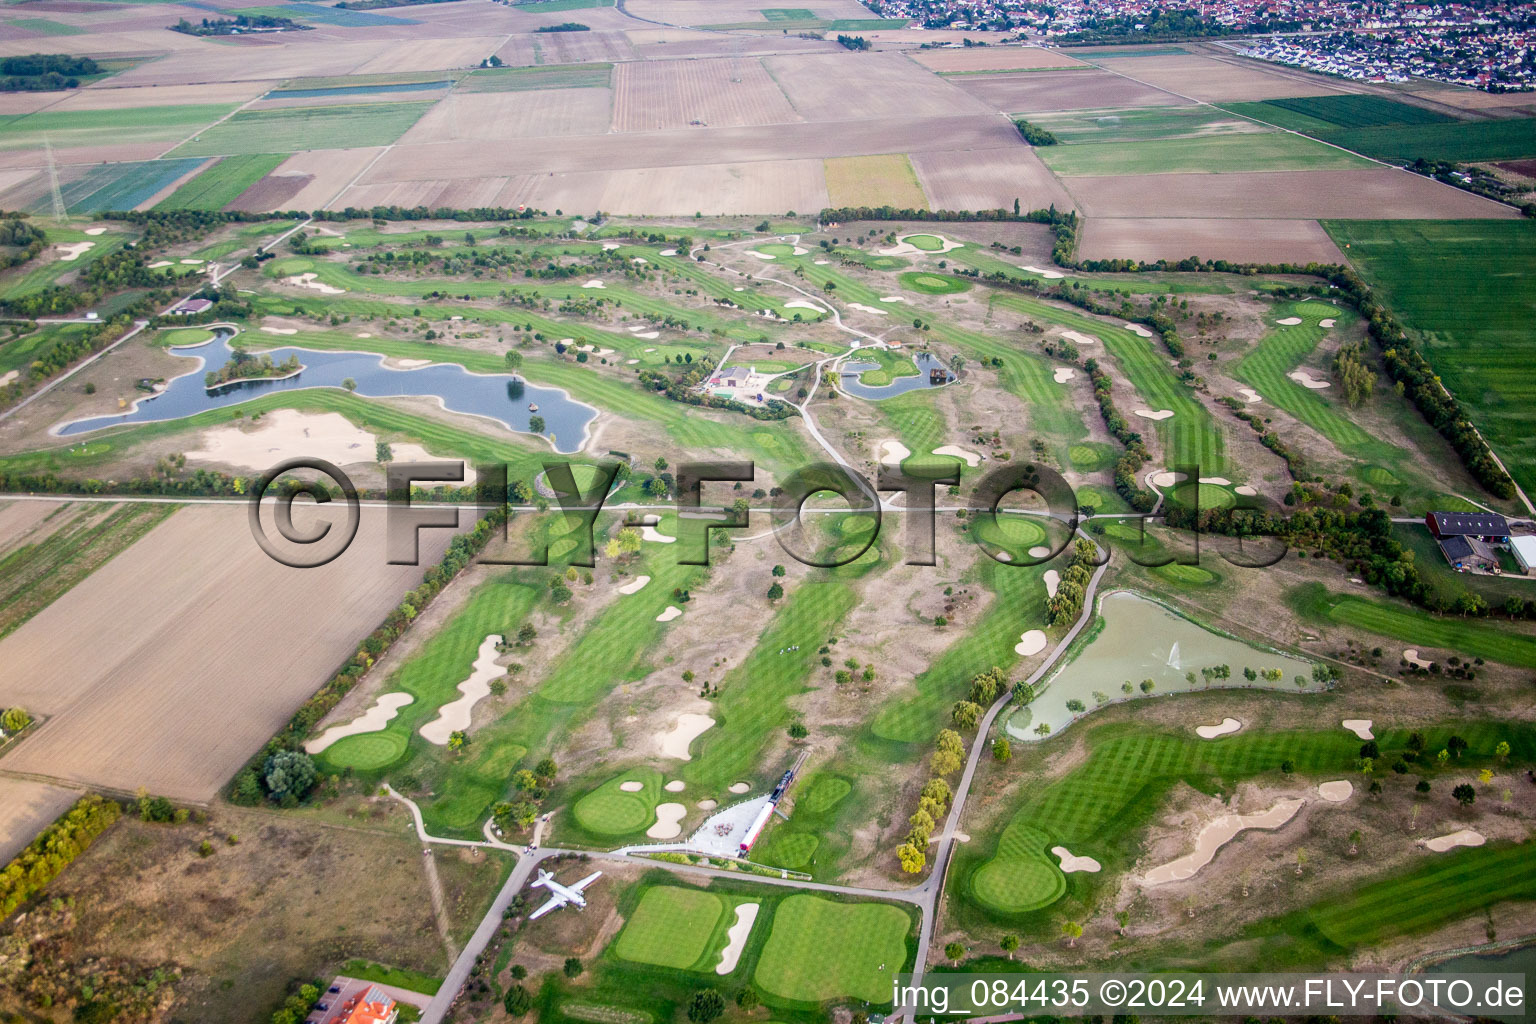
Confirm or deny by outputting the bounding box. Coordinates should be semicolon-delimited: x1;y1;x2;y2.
574;768;665;837
1029;105;1271;144
824;155;927;211
0;502;177;640
168;102;433;157
457;63;613;92
341;959;443;995
512;0;613;10
1318;119;1536;163
1222;94;1456;132
850;347;918;387
750;773;853;872
234;2;415;25
1286;581;1536;668
898;271;969;296
1036;132;1372;176
684;580;857;792
904;234;946;252
3;17;84;34
44;159;207;215
612;887;728;970
1323;219;1536;497
154;153;285;211
0;104;235;151
752;895;911;1004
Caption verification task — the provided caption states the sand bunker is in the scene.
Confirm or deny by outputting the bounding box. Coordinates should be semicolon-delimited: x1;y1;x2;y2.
716;903;760;974
659;248;678;256
260;326;298;336
283;272;344;295
880;233;964;257
880;295;906;303
582;279;605;289
1142;798;1304;886
1196;717;1242;739
635;515;675;544
1028;545;1051;558
84;227;106;236
55;242;94;262
747;251;776;260
619;780;644;792
1403;649;1432;670
148;260;172;269
728;782;750;794
1053;367;1078;383
656;606;682;622
1150;471;1187;487
1044;569;1060;599
647;803;686;839
1236;387;1263;404
1123;323;1154;338
1320;318;1336;328
848;302;888;316
1015;629;1047;656
664;780;686;793
304;692;413;754
420;634;504;745
1317;780;1353;802
784;300;825;313
186;410;375;471
878;439;911;467
1288;370;1331;390
1200;476;1231;485
180;259;204;266
602;243;621;250
1052;846;1101;873
1235;485;1257;496
933;444;981;466
658;713;714;760
1135;409;1175;421
618;575;651;595
1060;330;1098;346
1275;317;1303;326
1424;829;1485;852
1342;719;1374;740
697;799;717;810
1023;265;1065;279
813;259;829;265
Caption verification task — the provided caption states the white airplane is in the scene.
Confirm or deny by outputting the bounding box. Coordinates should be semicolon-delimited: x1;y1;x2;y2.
526;869;602;920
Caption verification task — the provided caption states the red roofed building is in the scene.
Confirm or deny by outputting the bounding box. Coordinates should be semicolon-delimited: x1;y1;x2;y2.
341;986;398;1024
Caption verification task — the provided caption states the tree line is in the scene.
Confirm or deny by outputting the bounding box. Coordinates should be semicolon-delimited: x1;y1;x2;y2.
0;795;120;918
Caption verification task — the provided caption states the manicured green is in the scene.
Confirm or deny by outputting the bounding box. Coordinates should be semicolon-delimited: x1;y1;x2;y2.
1287;581;1536;668
574;768;665;836
613;887;727;969
850;347;918;387
1036;132;1372;176
904;234;946;252
753;895;911;1004
969;825;1065;914
169;102;433;157
1323;219;1536;495
898;271;970;295
154;153;285;210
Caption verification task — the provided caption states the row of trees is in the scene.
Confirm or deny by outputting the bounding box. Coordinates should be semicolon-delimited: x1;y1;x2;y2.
1044;539;1098;626
0;795;120;918
1084;357;1158;513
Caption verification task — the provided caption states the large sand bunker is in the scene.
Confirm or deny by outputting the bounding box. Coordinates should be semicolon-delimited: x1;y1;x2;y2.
1135;409;1175;421
1015;629;1047;656
186;410;372;471
1423;829;1485;852
1403;649;1432;669
1342;719;1374;740
1123;323;1154;338
659;713;714;760
1317;780;1353;802
619;575;651;595
305;692;413;754
1234;485;1257;496
849;302;888;316
1044;569;1060;598
1275;316;1303;326
1196;717;1241;739
1288;369;1331;389
56;242;94;262
1060;330;1098;346
1052;846;1101;873
656;606;682;622
878;439;911;467
647;802;686;839
420;634;503;745
1023;265;1065;279
619;780;644;792
728;782;750;794
1142;798;1304;886
1237;387;1263;404
933;444;981;466
664;780;686;793
283;272;344;295
1053;367;1077;383
715;902;760;974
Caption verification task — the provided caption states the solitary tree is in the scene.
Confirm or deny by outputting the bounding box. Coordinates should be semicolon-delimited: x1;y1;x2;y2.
563;958;584;978
1000;934;1020;960
992;738;1012;763
788;721;808;740
0;707;31;734
504;986;533;1016
1453;783;1477;807
687;990;725;1024
1062;921;1082;947
944;942;966;963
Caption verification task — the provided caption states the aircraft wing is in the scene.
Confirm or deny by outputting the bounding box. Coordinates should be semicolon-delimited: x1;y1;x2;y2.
527;893;569;921
570;871;603;893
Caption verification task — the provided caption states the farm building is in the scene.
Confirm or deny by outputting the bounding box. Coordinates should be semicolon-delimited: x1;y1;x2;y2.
1510;535;1536;575
1425;511;1509;541
171;298;212;316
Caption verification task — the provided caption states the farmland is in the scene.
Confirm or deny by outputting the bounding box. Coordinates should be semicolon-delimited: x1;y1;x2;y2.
1037;132;1373;176
169;102;434;157
154;154;286;211
824;154;928;209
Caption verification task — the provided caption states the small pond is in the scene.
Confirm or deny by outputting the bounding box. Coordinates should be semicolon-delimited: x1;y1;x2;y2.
56;329;596;453
838;351;953;400
1005;591;1320;742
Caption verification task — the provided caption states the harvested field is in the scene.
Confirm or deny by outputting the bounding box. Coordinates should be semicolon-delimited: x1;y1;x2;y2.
953;68;1184;112
1090;54;1347;102
401;89;613;142
1411;87;1536;113
339;175;512;211
767;51;993;121
909;147;1073;212
352;36;509;75
492;158;828;215
0;503;467;801
913;46;1087;73
1078;218;1344;264
825;153;926;209
1061;168;1521;219
626;0;871;23
0;778;80;863
611;57;799;132
258;146;385;211
45;81;268;110
536;29;636;65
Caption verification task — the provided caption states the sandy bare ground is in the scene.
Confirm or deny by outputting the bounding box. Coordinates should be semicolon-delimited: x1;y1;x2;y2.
715;902;760;974
1079;218;1345;265
420;633;503;745
46;81;270;111
612;57;799;133
0;777;81;863
352;36;507;75
485;159;829;218
1141;797;1305;885
1422;828;1485;852
0;503;466;801
912;47;1087;72
953;69;1184;112
656;712;714;760
768;51;993;122
910;147;1075;213
336;176;512;212
400;89;614;143
1061;168;1520;220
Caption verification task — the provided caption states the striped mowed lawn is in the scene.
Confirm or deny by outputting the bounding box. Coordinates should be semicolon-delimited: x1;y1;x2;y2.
753;895;912;1004
613;886;730;970
1325;594;1536;669
574;768;666;836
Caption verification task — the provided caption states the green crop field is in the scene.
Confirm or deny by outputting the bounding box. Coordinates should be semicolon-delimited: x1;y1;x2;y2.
1222;94;1456;132
574;769;665;836
1028;105;1272;144
3;17;84;34
44;158;207;214
458;63;613;92
1287;582;1536;668
169;102;433;157
612;887;729;970
1323;219;1536;496
154;153;285;210
1036;132;1372;176
0;104;234;151
752;895;911;1004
